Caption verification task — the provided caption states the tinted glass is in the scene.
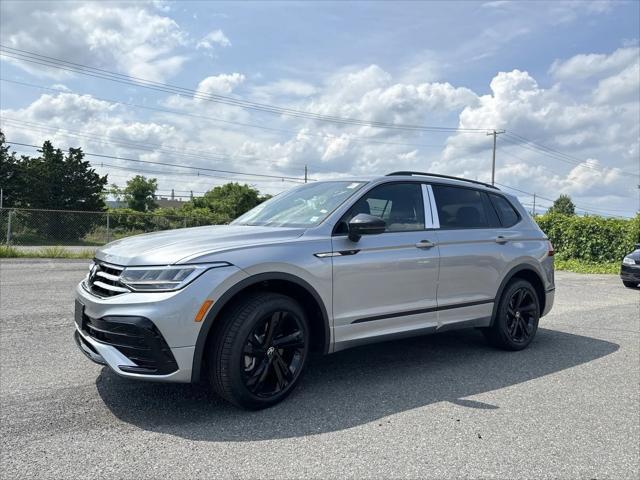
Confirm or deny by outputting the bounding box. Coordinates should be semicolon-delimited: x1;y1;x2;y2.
232;181;365;227
489;194;520;227
339;183;425;233
432;185;495;229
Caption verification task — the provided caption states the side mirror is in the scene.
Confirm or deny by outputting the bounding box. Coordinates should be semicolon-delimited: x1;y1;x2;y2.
348;213;386;242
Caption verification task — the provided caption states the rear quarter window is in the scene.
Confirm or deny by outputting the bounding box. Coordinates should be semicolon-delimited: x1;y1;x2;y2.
488;194;521;228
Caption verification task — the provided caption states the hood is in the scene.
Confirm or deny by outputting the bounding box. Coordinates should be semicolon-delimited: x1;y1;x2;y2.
627;247;640;261
95;224;306;266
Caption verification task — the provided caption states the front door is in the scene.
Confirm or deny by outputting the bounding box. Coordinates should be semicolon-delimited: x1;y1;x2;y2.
330;182;440;350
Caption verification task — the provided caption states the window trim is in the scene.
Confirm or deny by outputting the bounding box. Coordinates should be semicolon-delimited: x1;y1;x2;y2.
421;184;440;229
332;181;427;236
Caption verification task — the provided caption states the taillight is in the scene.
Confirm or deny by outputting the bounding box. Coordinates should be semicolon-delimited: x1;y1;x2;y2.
548;241;554;257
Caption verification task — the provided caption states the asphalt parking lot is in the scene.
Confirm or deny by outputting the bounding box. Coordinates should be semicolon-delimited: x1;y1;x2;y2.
1;259;638;479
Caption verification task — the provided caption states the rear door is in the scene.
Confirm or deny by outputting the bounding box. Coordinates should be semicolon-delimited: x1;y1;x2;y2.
430;184;505;327
330;182;440;349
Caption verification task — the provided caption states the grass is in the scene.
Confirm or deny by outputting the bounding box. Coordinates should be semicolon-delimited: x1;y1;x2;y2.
554;256;620;274
0;245;95;259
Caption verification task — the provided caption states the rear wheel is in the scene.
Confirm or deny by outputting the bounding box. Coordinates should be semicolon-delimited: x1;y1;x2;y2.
483;279;540;351
623;281;638;288
208;292;309;409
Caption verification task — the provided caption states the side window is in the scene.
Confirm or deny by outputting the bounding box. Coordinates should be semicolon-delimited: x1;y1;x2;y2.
431;185;498;229
338;183;425;233
489;194;521;227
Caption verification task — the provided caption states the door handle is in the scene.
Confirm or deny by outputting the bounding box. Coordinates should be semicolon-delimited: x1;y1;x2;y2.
495;236;508;244
415;240;436;249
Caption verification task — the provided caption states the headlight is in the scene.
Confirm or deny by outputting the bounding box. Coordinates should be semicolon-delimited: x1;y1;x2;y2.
622;256;636;266
120;262;230;292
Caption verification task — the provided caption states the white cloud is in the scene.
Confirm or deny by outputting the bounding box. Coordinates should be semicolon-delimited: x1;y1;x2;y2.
307;65;476;130
196;73;245;95
593;63;640;104
49;84;70;92
550;46;639;80
437;58;638;214
0;2;188;81
196;30;231;50
251;80;318;100
559;159;622;196
1;41;637;215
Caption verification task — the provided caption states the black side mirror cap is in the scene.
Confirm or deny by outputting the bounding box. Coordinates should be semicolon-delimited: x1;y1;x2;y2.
348;213;386;242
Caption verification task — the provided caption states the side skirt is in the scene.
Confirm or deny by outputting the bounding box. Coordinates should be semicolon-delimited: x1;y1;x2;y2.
333;315;491;353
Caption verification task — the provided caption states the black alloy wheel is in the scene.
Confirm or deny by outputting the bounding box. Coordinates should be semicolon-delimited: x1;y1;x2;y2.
483;279;540;351
209;292;310;409
504;287;537;344
242;310;306;398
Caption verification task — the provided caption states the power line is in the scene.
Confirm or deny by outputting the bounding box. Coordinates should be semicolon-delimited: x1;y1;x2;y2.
4;140;310;183
1;78;453;174
495;181;633;218
92;161;298;185
0;45;492;134
1;117;316;176
6;148;293;197
1;117;243;160
502;132;638;177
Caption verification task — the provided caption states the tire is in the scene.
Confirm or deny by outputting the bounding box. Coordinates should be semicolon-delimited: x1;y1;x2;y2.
623;281;639;288
483;279;540;351
208;292;310;410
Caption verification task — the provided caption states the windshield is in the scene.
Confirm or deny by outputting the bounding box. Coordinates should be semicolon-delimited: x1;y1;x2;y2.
232;181;367;228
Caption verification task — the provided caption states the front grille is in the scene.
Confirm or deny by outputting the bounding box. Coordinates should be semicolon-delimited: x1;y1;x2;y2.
86;261;130;297
81;314;178;375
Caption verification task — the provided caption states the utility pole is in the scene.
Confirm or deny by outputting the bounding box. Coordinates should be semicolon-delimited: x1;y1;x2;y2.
0;188;3;209
532;193;536;216
487;129;505;185
304;165;308;184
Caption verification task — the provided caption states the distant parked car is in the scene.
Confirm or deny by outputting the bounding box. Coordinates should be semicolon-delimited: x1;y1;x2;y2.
621;244;640;288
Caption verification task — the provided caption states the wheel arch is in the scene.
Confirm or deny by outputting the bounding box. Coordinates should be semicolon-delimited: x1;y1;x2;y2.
491;264;547;326
191;272;330;382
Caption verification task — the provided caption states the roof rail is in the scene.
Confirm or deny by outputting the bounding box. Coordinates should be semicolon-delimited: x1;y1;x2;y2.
386;171;500;190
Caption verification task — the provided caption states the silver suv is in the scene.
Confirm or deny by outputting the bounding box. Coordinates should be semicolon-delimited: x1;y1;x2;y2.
74;171;555;409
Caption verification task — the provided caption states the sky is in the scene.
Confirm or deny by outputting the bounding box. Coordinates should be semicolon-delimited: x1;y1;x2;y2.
0;0;638;217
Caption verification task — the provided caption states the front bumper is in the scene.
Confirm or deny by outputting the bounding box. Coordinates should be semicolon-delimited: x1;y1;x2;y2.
620;265;640;283
73;264;246;383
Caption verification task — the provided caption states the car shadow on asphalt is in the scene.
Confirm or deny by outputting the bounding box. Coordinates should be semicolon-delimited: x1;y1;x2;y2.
95;327;618;441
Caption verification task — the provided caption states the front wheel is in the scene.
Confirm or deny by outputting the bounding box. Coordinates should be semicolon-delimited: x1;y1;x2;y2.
208;292;309;410
483;279;540;351
623;281;638;289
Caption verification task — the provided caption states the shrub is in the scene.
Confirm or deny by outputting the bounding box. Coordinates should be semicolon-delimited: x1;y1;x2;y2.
535;213;639;263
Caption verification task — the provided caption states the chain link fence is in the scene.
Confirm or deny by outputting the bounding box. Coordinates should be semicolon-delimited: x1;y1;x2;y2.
0;208;214;246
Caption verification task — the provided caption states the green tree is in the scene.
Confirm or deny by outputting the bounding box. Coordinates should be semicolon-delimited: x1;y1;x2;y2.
548;194;575;216
12;140;108;242
0;130;22;208
124;175;158;212
183;183;270;224
108;183;123;204
19;141;107;211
